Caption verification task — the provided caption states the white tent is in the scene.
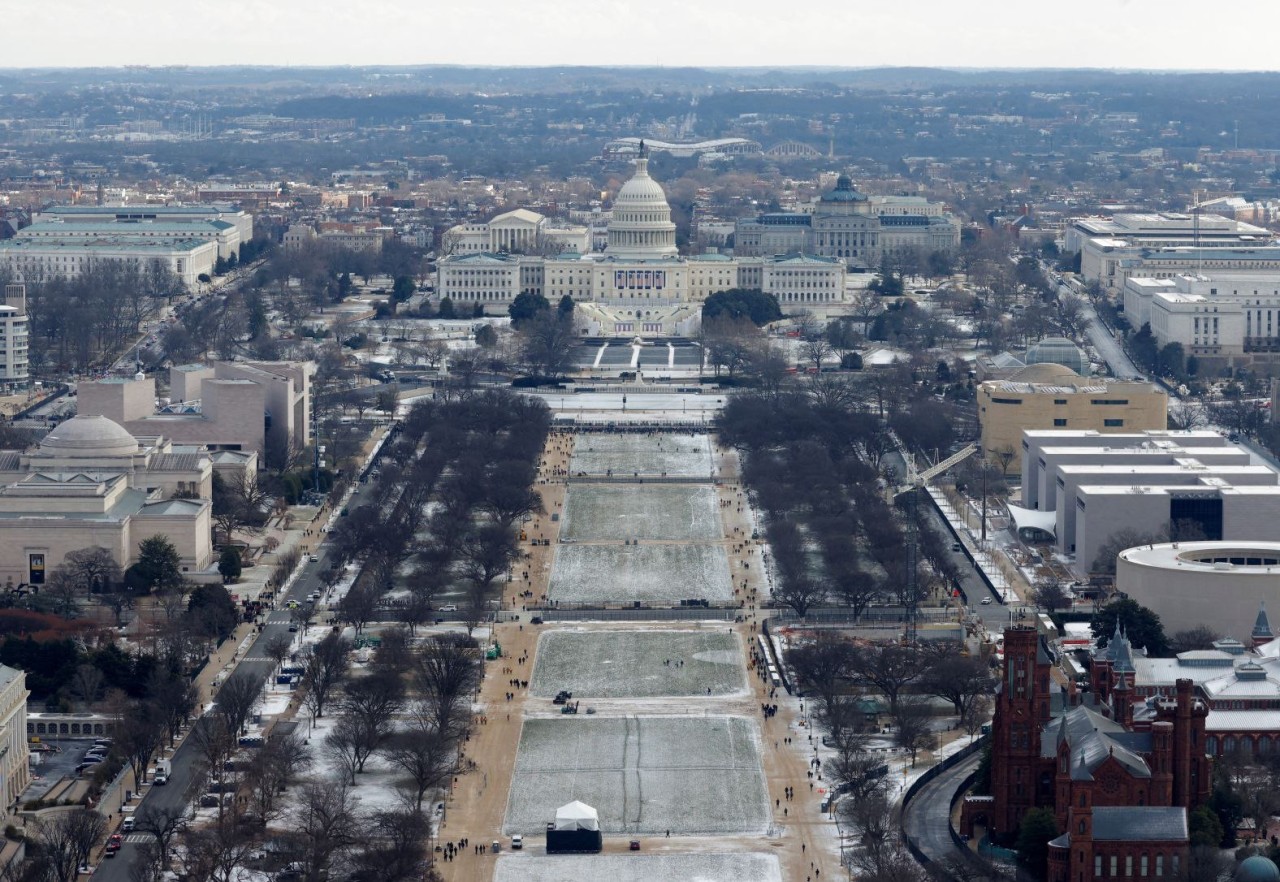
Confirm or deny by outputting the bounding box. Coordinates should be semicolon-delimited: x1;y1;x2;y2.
1006;503;1057;540
554;800;600;832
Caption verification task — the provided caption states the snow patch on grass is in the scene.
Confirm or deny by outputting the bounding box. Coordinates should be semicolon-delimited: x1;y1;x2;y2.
548;544;732;604
570;434;713;477
560;485;722;542
530;630;745;698
503;716;769;835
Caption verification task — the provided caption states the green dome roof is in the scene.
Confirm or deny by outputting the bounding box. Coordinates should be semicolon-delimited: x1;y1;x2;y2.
1236;855;1280;882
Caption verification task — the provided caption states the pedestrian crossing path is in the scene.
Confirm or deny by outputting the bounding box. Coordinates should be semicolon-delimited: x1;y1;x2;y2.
124;833;154;843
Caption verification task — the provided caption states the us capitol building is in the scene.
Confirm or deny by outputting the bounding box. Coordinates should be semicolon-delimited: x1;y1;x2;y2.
436;154;865;336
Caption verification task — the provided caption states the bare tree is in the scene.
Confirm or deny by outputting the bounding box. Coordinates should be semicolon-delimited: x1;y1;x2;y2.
177;816;257;882
334;671;404;774
264;632;294;675
414;636;481;740
348;810;430;882
302;632;352;719
1032;576;1073;613
840;787;928;882
1168;399;1209;431
134;802;192;871
242;727;312;826
34;809;108;882
188;717;237;819
213;673;261;737
892;697;935;766
69;664;103;709
960;694;992;742
44;568;83;619
848;643;928;715
384;704;459;811
918;647;994;717
62;546;121;598
293;778;360;880
117;703;165;786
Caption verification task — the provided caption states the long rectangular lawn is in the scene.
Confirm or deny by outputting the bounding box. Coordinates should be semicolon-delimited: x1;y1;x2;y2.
559;484;722;542
570;433;713;477
530;629;745;698
547;543;732;604
503;716;769;836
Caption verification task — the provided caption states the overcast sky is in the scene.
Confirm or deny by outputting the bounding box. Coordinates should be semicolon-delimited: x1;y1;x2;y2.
7;0;1280;70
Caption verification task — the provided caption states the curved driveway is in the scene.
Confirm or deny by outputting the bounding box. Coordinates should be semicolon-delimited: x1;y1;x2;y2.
900;751;981;868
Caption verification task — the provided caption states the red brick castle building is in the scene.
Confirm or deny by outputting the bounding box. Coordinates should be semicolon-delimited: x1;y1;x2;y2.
973;625;1210;882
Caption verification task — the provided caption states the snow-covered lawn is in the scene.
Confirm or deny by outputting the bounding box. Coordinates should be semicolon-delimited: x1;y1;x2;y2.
548;544;732;604
570;433;713;476
530;630;745;698
503;716;769;835
494;852;782;882
560;484;722;542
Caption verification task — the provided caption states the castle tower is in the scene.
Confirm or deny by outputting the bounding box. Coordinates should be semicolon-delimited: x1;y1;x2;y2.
991;626;1052;837
1169;678;1213;809
1151;720;1174;806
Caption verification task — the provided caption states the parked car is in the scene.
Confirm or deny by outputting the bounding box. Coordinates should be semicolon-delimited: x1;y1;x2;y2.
511;834;523;850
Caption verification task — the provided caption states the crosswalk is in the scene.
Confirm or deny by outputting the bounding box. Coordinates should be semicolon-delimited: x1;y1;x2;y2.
124;833;153;843
240;657;271;663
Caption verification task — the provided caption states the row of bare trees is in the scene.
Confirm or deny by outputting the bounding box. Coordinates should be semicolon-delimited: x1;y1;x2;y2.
328;390;549;635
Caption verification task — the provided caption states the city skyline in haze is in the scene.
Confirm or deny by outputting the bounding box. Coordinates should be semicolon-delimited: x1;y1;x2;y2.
5;0;1280;71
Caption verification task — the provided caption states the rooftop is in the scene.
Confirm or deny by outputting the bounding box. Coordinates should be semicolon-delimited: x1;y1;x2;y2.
1092;806;1188;842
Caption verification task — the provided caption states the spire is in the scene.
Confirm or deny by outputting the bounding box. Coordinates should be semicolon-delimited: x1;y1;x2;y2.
1253;601;1273;643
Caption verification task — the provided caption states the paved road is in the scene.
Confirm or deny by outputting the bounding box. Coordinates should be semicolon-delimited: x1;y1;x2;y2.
900;751;982;869
1063;282;1143;380
95;482;382;881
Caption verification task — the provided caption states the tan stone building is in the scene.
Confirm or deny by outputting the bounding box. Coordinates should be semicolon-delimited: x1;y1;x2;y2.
78;360;313;464
0;415;215;587
978;364;1167;468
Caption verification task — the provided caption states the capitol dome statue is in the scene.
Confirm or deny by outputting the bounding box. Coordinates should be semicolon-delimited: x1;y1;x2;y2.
606;146;678;259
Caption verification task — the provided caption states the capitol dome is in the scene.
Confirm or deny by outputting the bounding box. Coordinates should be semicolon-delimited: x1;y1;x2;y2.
606;155;678;258
40;414;139;457
1236;855;1280;882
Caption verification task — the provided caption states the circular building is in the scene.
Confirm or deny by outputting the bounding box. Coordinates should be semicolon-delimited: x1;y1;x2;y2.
1026;336;1090;375
1236;855;1280;882
1117;541;1280;643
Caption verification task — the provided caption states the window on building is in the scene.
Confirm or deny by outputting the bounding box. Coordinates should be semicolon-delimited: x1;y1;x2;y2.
1127;855;1133;877
1156;855;1163;876
1104;419;1124;428
1096;856;1103;877
1141;855;1149;876
1054;419;1068;426
1112;856;1118;877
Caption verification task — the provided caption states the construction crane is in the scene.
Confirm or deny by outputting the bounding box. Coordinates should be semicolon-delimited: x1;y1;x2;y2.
888;443;978;643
